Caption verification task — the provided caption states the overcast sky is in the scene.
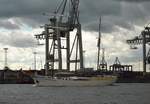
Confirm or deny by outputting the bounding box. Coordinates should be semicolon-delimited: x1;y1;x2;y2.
0;0;150;71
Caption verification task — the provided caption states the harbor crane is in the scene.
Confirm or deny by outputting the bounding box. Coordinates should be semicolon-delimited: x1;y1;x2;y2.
126;25;150;75
35;0;84;75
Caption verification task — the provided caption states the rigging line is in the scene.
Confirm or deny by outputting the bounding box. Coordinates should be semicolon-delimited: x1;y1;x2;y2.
70;0;79;25
49;40;54;54
69;34;77;58
75;36;79;71
55;0;66;13
59;0;68;22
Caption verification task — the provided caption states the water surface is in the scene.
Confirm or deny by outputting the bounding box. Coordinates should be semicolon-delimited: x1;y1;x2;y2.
0;83;150;104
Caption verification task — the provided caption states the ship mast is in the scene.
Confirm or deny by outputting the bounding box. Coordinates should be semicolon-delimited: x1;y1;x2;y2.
97;17;101;70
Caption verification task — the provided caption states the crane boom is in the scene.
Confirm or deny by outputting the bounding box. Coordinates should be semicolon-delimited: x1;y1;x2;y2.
68;0;79;30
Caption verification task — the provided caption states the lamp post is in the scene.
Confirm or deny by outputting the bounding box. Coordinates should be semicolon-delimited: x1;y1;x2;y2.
3;48;8;67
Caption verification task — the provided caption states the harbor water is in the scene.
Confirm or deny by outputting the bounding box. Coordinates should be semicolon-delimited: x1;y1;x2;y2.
0;83;150;104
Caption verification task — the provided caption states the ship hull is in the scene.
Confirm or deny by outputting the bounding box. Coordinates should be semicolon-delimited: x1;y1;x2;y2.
33;75;117;87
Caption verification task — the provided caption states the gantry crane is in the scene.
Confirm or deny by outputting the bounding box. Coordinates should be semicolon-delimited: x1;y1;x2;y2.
126;26;150;75
35;0;84;75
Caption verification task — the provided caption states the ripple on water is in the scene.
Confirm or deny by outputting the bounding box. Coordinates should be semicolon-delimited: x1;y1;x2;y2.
0;83;149;104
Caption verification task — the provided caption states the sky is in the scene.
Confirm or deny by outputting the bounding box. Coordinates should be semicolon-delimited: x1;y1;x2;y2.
0;0;150;71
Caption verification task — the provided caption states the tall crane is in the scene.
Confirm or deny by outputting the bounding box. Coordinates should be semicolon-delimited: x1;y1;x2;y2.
35;0;84;75
126;26;150;75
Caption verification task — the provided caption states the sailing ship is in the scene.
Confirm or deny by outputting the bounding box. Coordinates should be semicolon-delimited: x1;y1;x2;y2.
33;72;117;87
33;1;117;87
33;16;117;87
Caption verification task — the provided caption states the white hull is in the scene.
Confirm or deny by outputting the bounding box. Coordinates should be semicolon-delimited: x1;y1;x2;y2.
33;75;117;87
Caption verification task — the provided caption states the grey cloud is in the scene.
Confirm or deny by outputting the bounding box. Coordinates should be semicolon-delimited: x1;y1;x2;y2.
0;0;150;33
83;18;118;33
116;0;150;3
0;0;58;28
0;0;57;18
81;1;150;32
0;19;20;30
0;31;36;48
10;37;36;48
80;0;122;32
0;0;125;32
